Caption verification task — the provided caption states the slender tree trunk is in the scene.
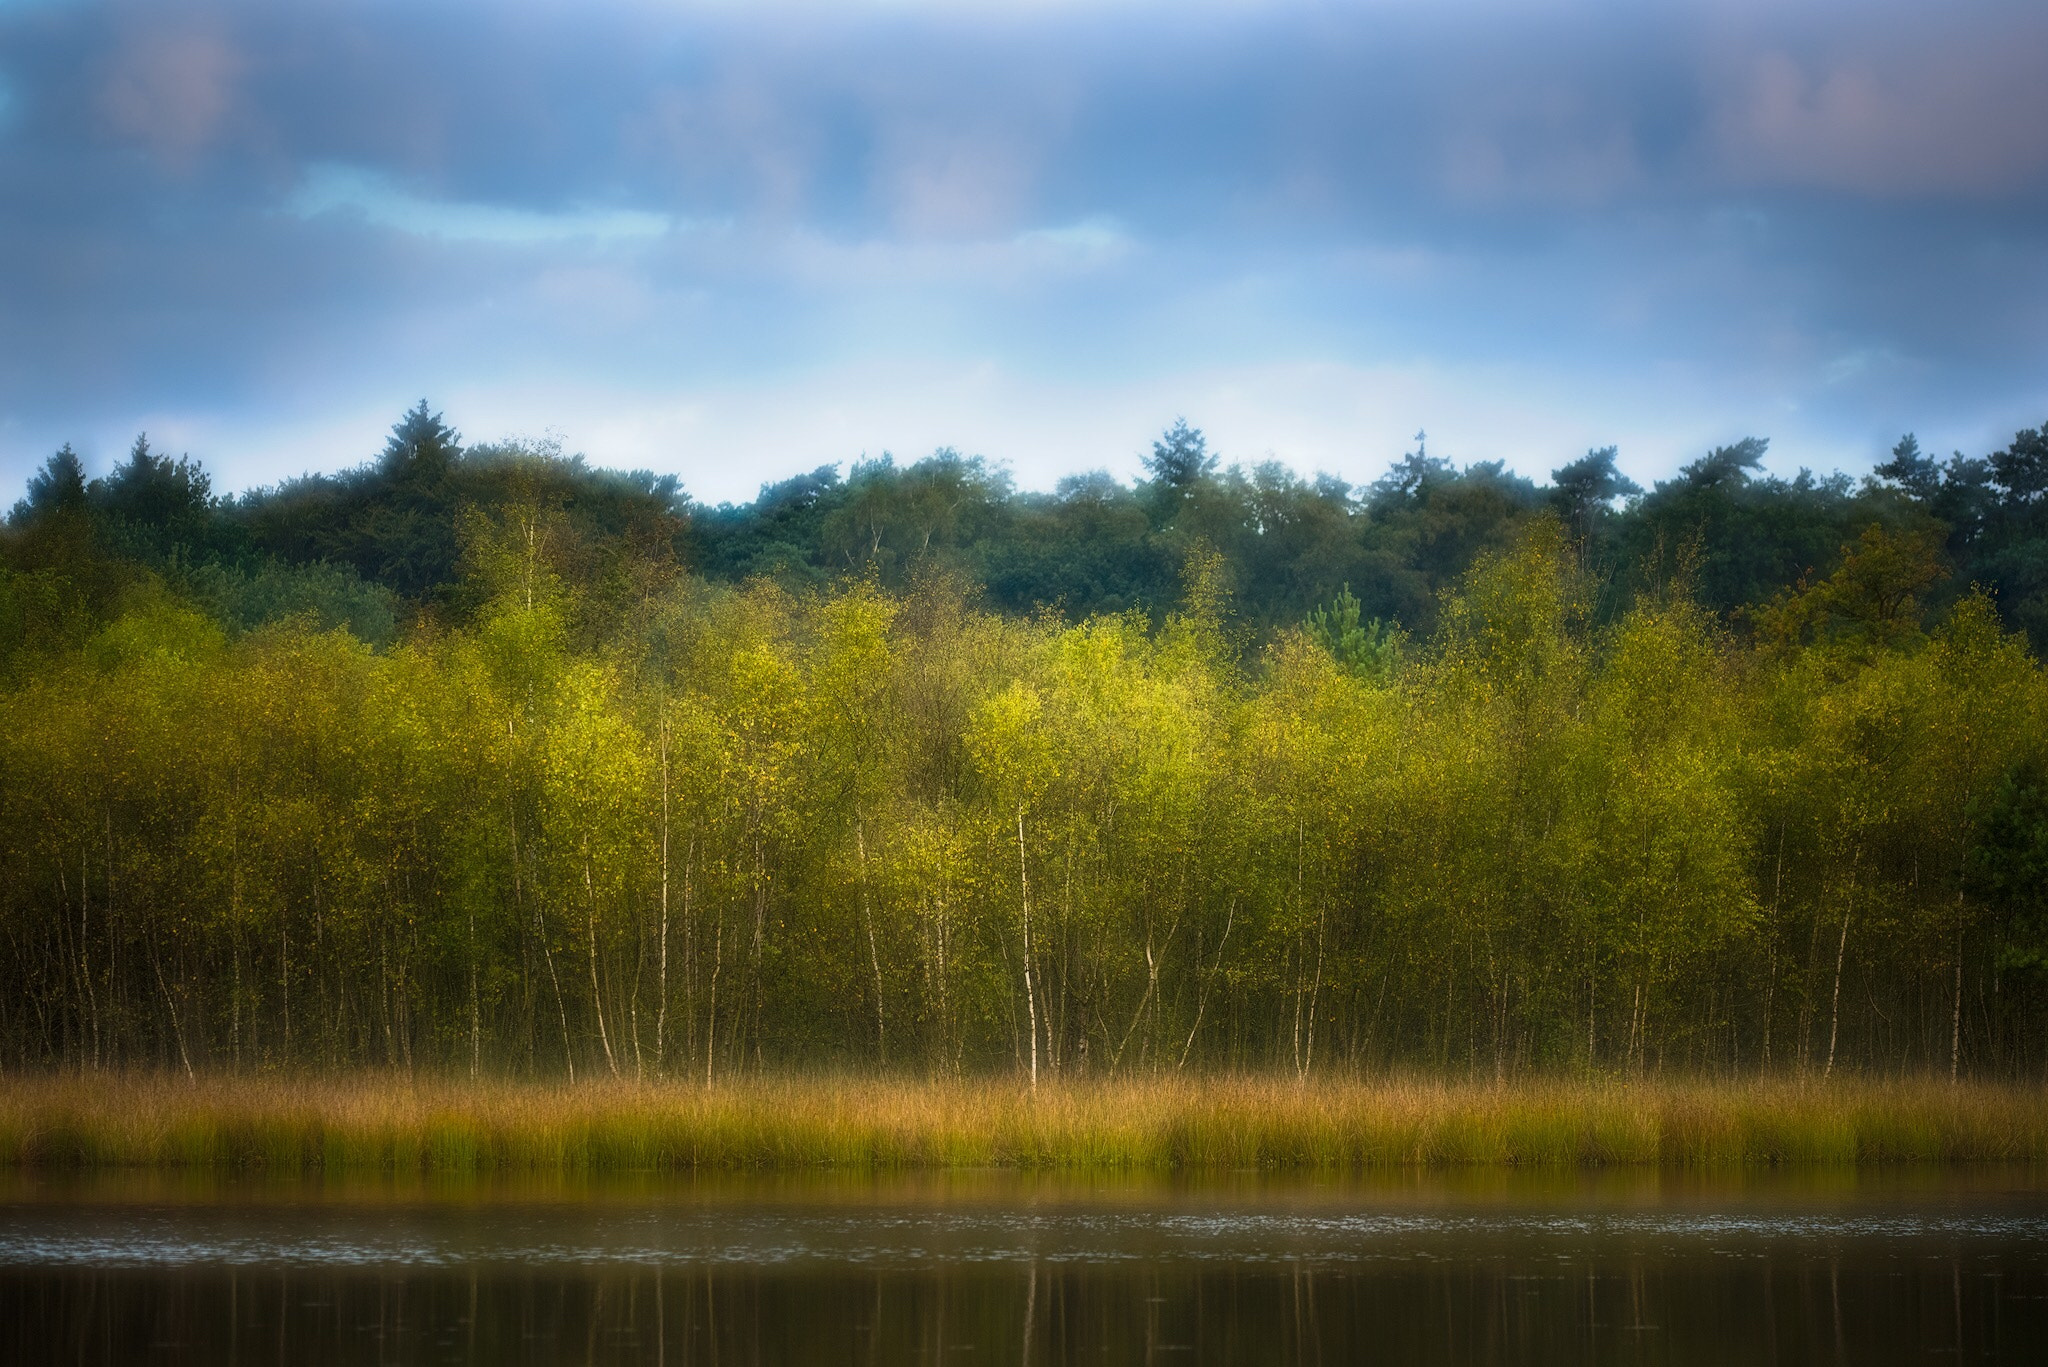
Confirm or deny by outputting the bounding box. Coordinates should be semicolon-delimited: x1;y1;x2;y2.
586;858;619;1077
538;896;574;1083
151;950;195;1081
104;811;119;1068
1356;951;1394;1069
1112;934;1161;1075
628;893;646;1082
1306;903;1327;1079
1952;919;1965;1084
1628;982;1643;1074
1017;807;1038;1092
468;901;479;1081
858;820;886;1067
56;866;78;1065
936;888;953;1076
1762;818;1786;1074
311;873;332;1070
1762;940;1777;1075
1586;935;1596;1074
1824;891;1852;1080
75;851;100;1070
682;838;697;1074
230;805;243;1073
704;904;722;1089
1291;820;1306;1077
750;837;767;1074
1798;859;1828;1075
281;876;292;1069
505;722;533;1077
656;721;670;1077
379;925;396;1067
394;918;416;1072
1179;899;1234;1069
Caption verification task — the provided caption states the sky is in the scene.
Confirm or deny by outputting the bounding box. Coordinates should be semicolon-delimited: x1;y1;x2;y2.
2;0;2047;506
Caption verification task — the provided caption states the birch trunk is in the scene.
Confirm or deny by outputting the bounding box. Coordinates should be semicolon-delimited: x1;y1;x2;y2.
1017;808;1039;1092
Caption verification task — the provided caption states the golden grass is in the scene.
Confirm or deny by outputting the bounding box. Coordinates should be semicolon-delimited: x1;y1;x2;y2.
2;1073;2045;1173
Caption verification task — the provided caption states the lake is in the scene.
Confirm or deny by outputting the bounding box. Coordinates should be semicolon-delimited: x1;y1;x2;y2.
5;1168;2047;1364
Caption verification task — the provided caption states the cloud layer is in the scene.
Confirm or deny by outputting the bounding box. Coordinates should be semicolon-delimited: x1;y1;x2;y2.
3;0;2046;501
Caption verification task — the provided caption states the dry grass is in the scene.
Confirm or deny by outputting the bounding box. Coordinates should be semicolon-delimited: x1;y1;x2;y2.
2;1073;2045;1173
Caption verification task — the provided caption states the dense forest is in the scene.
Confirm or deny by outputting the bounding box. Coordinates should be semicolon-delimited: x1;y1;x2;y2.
3;404;2048;1081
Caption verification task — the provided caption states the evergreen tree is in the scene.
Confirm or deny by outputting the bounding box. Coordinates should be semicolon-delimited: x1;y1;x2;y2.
10;444;88;525
381;400;462;483
1548;446;1640;540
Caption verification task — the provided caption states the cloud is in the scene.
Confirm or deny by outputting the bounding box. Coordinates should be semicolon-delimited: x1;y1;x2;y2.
875;125;1040;236
2;0;2047;504
1014;217;1130;265
1709;38;2048;196
96;23;239;165
288;164;674;245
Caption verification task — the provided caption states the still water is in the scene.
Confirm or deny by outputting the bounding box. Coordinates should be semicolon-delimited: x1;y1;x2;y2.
5;1168;2048;1364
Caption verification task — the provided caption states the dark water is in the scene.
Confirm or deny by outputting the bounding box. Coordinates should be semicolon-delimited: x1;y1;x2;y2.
5;1169;2048;1365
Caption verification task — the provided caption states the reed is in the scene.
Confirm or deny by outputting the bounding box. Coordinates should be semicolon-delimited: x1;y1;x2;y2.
2;1073;2045;1173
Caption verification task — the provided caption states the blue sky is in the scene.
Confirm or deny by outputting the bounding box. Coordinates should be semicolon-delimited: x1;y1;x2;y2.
3;0;2046;504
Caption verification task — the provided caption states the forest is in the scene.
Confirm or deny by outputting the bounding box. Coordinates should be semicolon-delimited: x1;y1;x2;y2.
2;404;2048;1084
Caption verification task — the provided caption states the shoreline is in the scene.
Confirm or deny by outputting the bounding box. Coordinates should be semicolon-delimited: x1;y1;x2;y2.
5;1074;2048;1173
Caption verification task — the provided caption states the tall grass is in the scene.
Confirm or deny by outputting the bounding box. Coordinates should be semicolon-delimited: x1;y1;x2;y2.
2;1074;2045;1173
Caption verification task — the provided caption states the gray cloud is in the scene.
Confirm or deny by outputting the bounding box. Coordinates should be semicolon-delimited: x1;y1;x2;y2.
1;0;2045;496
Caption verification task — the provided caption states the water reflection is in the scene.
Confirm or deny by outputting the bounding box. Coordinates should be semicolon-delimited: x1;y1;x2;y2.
4;1169;2046;1364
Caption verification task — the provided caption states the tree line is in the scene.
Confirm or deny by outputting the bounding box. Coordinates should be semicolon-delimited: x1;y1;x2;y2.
10;404;2048;655
1;407;2046;1079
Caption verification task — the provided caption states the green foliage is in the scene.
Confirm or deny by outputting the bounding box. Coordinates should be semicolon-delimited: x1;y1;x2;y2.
182;559;399;646
0;512;2040;1081
5;405;2048;1081
381;400;462;483
1548;445;1641;540
1975;760;2048;975
14;406;2048;652
11;444;88;523
1304;585;1401;682
1755;525;1949;657
1145;418;1217;491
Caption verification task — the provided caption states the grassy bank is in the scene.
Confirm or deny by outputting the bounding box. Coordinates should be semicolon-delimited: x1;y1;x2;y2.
3;1075;2046;1173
